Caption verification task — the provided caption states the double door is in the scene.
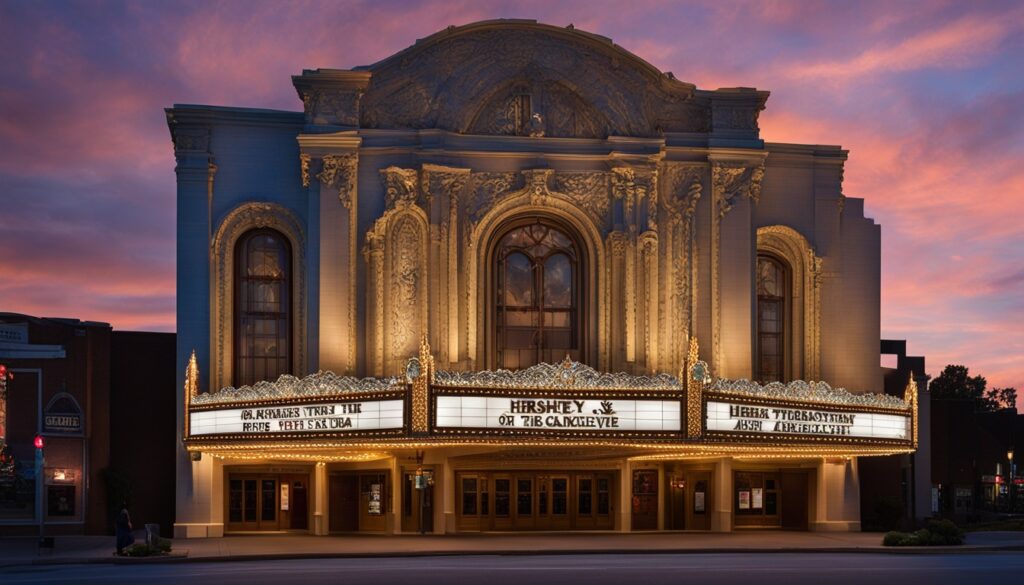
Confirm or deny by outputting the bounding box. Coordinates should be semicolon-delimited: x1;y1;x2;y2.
227;474;309;532
457;471;614;531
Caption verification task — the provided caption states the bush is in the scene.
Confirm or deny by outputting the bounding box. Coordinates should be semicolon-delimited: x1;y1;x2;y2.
882;519;964;546
120;538;172;557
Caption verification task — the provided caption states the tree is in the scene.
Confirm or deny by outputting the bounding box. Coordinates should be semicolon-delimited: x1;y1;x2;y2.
986;386;1018;411
930;364;1001;411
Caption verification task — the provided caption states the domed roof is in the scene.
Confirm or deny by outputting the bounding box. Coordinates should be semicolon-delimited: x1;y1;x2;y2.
296;20;733;138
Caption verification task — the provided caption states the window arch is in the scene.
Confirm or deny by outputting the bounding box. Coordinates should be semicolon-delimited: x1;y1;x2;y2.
493;218;583;369
234;229;291;386
756;254;788;383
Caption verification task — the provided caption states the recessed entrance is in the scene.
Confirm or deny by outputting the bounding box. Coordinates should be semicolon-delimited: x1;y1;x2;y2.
226;472;309;532
456;470;615;531
664;468;713;530
734;469;810;530
329;471;389;533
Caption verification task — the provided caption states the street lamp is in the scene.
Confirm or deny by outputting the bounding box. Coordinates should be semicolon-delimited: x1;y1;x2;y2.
1009;449;1015;514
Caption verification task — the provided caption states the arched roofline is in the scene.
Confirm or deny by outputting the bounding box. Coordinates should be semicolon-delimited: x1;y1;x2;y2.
355;19;697;96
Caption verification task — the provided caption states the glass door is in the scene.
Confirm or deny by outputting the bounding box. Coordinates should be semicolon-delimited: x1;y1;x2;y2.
514;476;535;530
227;475;277;531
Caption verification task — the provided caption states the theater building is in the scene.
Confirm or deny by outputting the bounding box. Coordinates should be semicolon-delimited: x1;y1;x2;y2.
168;20;918;538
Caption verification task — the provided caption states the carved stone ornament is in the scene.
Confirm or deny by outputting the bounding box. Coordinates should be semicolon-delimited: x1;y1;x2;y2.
380;167;420;210
299;154;311;188
712;162;764;218
466;172;522;226
171;127;210;154
301;88;362;127
356;23;708;137
662;165;703;226
316;152;358;207
552;172;611;226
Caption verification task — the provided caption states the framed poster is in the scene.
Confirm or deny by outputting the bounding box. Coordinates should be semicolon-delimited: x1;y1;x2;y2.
738;490;750;510
694;491;705;513
752;488;763;509
280;483;289;511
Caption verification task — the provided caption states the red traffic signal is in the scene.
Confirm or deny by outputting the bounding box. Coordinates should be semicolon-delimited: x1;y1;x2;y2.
34;435;45;449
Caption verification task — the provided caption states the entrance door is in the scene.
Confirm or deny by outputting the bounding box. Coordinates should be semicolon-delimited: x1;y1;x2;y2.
227;476;279;531
781;471;808;530
549;475;571;530
631;470;658;530
402;471;434;533
290;478;308;530
514;476;535;530
329;474;359;532
688;474;712;530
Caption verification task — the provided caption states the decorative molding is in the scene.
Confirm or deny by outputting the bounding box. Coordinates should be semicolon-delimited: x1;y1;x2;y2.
423;165;471;364
211;202;306;391
194;371;400;405
661;163;704;371
552;171;611;227
709;378;910;411
365;167;429;376
380;166;421;210
434;355;680;390
317;153;358;207
299;154;311;188
710;160;765;377
757;225;823;381
468;180;609;371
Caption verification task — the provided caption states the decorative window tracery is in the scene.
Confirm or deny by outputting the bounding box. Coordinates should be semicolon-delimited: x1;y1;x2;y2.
756;255;787;383
494;219;583;369
235;229;292;386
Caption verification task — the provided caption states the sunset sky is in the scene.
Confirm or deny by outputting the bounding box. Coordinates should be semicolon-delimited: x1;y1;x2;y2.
0;0;1021;390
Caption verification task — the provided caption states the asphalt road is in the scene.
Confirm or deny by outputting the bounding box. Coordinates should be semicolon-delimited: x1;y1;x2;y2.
3;553;1023;585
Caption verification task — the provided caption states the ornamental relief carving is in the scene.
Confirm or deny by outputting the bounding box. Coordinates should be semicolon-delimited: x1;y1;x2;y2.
390;217;422;362
358;27;706;137
301;88;362;127
380;166;420;210
712;162;764;218
316;153;358;207
466;172;522;227
552;172;611;227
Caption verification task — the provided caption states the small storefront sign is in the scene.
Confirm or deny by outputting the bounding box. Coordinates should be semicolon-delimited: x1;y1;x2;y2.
43;393;84;435
189;399;405;436
434;396;681;432
705;400;910;441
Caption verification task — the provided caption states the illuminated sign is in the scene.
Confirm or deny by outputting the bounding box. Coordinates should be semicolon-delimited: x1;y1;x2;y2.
188;399;405;436
434;396;681;432
705;400;910;441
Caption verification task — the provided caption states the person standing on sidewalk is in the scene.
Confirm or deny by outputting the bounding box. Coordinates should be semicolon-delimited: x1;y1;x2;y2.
115;501;133;555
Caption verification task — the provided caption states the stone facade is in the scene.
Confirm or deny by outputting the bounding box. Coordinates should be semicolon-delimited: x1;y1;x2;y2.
168;20;889;538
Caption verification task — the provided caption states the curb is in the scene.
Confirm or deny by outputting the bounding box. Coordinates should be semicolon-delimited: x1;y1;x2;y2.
5;543;1024;567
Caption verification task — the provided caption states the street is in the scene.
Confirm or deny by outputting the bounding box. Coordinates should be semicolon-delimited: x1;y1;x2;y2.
3;553;1023;585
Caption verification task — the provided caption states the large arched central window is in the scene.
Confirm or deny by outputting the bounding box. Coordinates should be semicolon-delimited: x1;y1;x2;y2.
756;255;787;383
235;229;291;386
494;219;582;369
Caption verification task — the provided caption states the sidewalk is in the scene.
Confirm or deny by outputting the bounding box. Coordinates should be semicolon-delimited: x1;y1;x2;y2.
3;530;1024;567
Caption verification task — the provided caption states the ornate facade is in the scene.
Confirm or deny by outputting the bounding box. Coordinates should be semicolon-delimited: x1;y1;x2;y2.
169;21;905;538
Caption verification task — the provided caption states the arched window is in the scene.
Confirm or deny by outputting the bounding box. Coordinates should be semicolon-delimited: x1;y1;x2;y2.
494;219;582;369
235;229;291;386
756;255;787;383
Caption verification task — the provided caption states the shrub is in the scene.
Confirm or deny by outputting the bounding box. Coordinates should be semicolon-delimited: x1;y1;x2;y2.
882;519;964;546
926;519;964;544
121;539;173;557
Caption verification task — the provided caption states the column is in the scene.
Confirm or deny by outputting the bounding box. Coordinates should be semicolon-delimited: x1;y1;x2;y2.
812;458;861;531
313;462;328;535
711;457;733;532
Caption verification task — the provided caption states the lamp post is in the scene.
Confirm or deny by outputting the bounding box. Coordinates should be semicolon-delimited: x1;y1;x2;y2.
1009;449;1015;514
